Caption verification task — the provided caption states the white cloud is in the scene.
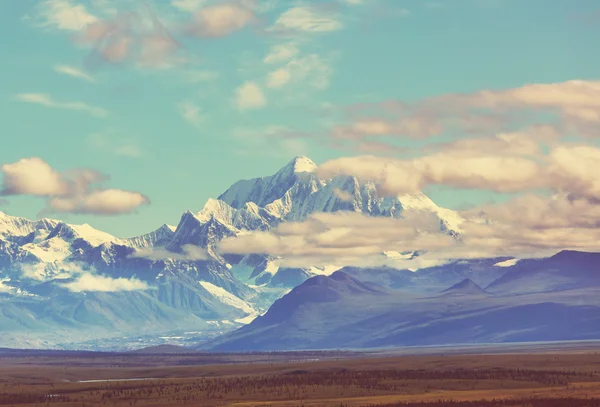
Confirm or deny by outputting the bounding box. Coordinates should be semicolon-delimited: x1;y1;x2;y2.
178;101;204;127
62;274;149;292
285;54;332;89
49;189;149;215
271;6;343;32
218;210;456;268
234;81;266;110
74;8;183;70
186;4;255;37
1;158;67;196
217;190;600;268
317;152;544;197
38;0;97;31
333;80;600;150
15;93;107;117
265;54;332;90
264;43;299;64
0;157;149;215
53;64;94;82
266;68;291;88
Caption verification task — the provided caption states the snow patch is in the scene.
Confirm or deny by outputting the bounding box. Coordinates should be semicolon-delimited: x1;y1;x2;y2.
22;238;72;262
307;264;341;276
494;258;520;267
68;224;119;246
235;313;259;324
199;281;257;315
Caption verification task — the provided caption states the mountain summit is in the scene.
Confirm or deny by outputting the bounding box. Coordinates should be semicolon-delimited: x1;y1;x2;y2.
441;278;489;296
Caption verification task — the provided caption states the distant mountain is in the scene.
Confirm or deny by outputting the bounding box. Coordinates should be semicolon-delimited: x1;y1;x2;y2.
486;250;600;295
209;257;600;351
441;279;490;296
340;257;511;294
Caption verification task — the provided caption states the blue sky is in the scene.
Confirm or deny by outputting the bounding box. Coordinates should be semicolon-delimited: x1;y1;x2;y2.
0;0;598;237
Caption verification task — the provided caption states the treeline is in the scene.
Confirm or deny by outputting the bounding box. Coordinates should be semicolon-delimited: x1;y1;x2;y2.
365;397;600;407
0;367;595;406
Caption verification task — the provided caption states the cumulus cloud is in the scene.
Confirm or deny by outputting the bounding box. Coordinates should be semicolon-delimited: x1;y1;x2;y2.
178;100;204;127
35;1;270;71
412;154;543;193
50;189;150;215
276;54;333;90
185;3;255;37
266;68;291;88
15;93;107;117
74;4;183;69
62;273;149;292
0;157;149;216
332;79;600;153
38;0;97;31
1;158;68;197
264;43;299;64
271;6;343;33
132;244;209;261
53;64;95;82
317;140;600;201
234;81;266;110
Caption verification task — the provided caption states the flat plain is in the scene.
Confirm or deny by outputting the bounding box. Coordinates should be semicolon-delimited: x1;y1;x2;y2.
2;347;600;406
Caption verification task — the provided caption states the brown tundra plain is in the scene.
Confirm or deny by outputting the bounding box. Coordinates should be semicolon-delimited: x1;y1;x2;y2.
2;349;600;406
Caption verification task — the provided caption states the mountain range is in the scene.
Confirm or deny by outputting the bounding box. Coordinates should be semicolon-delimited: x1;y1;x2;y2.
0;156;598;351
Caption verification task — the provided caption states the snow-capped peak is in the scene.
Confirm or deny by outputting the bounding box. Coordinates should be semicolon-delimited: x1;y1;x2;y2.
272;156;317;181
398;192;464;233
289;156;317;174
197;198;234;223
122;224;176;249
48;222;118;247
0;211;58;238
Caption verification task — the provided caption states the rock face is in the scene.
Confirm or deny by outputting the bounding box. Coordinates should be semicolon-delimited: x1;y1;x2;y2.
0;156;496;350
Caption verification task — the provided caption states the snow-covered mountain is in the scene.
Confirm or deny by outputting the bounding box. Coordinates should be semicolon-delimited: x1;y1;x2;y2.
1;156;559;350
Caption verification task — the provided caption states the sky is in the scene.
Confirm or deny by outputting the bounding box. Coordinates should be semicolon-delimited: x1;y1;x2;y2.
0;0;599;239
